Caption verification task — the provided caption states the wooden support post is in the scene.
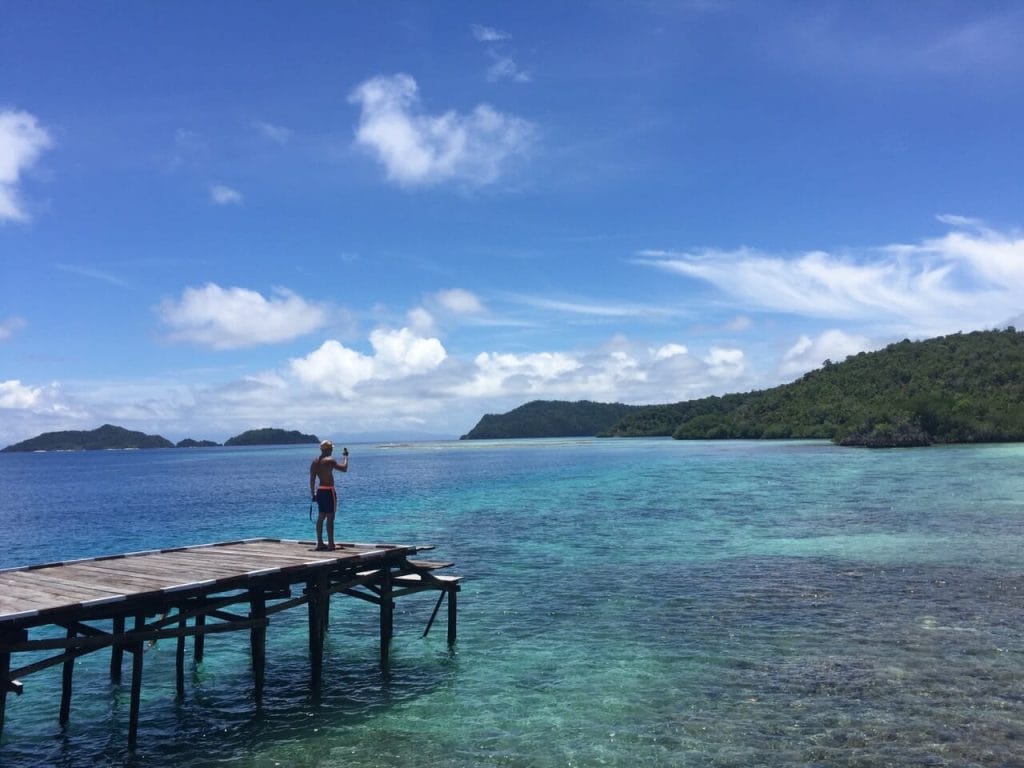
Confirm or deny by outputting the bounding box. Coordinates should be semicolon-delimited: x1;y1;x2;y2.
0;629;26;739
110;615;125;683
447;587;458;646
307;574;328;689
175;611;186;699
194;612;206;663
323;582;331;630
421;591;445;638
127;614;144;750
1;647;10;738
379;568;393;668
249;588;266;703
59;625;75;725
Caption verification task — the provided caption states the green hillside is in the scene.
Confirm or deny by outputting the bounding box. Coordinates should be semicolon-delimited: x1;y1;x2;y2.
461;400;644;439
604;328;1024;446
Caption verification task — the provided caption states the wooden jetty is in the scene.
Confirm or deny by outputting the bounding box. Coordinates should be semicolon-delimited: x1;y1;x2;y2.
0;537;462;748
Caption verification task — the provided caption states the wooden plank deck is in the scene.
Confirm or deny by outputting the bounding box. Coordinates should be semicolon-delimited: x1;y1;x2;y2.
0;537;463;750
0;538;409;625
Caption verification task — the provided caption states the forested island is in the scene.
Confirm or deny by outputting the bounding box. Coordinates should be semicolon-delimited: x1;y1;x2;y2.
1;424;174;452
460;400;644;439
223;428;319;446
176;438;221;448
3;426;318;452
462;329;1024;448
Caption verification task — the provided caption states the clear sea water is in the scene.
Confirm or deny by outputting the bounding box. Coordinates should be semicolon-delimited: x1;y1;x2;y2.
1;438;1023;767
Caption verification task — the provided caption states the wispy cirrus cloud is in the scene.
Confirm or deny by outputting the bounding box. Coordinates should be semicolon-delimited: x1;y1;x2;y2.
485;53;531;84
254;120;292;145
57;264;131;289
471;24;511;43
349;73;535;187
158;283;329;349
510;294;685;320
472;23;530;82
779;7;1024;80
636;217;1024;338
0;109;53;223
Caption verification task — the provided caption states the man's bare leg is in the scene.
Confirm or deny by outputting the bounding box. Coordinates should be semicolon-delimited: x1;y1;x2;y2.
316;513;327;549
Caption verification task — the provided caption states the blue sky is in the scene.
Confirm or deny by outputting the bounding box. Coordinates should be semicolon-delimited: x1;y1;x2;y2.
2;1;1024;446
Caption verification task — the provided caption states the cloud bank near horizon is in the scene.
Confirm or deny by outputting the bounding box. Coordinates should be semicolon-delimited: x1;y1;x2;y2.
2;218;1021;445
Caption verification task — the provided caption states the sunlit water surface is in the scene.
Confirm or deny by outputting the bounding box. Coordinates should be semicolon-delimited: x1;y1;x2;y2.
2;439;1023;767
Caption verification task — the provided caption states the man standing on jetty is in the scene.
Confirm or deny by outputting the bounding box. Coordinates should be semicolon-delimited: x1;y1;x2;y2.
310;440;348;551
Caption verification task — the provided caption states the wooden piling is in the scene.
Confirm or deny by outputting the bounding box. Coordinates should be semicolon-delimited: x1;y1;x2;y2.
376;565;391;667
128;614;144;750
194;612;206;663
447;588;458;645
250;588;266;702
59;625;75;725
307;572;328;689
175;611;186;698
110;615;124;682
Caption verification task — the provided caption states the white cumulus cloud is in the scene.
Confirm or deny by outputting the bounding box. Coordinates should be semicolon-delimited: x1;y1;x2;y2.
0;379;70;418
653;343;688;360
159;284;329;349
780;329;874;377
452;351;582;398
0;109;53;223
210;184;243;205
703;347;746;379
290;327;447;397
348;73;535;187
435;288;485;314
370;327;447;377
0;379;45;409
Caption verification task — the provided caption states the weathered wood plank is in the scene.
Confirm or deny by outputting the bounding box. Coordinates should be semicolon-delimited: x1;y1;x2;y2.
0;540;421;626
1;571;126;603
405;559;456;570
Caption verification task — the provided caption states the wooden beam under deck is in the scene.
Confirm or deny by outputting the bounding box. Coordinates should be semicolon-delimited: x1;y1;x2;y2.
0;538;462;750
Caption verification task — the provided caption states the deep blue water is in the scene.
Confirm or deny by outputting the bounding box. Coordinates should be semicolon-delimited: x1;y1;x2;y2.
1;438;1024;767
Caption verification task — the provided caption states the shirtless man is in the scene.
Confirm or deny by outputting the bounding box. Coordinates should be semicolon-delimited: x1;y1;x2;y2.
309;440;348;551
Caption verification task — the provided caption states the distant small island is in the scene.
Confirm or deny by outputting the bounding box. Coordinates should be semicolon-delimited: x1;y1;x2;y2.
223;428;319;446
176;438;221;448
1;424;174;453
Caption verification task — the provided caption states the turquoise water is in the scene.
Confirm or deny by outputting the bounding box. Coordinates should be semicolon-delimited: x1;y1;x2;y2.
2;438;1024;766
